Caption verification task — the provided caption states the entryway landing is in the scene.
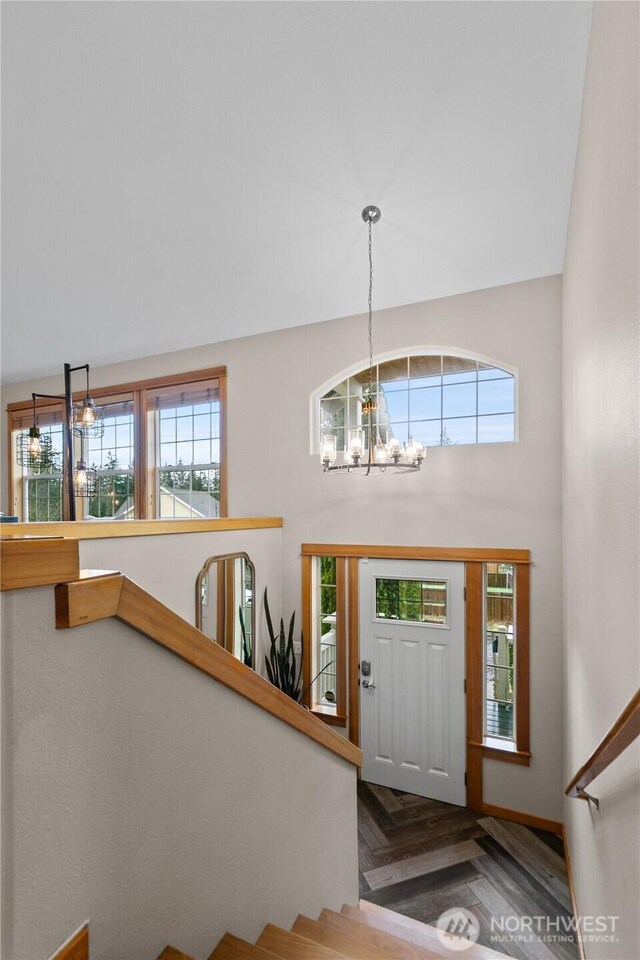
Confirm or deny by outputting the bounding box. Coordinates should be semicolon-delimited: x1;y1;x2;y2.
358;780;578;959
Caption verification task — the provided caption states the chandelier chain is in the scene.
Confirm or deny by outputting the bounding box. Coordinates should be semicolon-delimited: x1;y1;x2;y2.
319;203;423;474
367;215;374;398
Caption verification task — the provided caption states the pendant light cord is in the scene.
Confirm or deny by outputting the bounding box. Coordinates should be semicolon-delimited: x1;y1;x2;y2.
366;215;375;474
367;216;374;398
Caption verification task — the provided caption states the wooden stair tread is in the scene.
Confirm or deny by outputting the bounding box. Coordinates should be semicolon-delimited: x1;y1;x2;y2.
208;932;283;960
257;924;349;960
292;916;389;960
348;904;507;959
319;910;440;959
341;906;446;951
156;947;197;960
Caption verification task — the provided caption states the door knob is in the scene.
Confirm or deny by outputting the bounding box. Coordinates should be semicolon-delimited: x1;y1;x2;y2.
362;679;376;689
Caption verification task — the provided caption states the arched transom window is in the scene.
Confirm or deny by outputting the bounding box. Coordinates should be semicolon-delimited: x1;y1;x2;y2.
318;353;516;453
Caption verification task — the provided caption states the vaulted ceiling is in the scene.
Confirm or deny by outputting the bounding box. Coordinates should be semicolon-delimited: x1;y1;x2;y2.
1;1;592;383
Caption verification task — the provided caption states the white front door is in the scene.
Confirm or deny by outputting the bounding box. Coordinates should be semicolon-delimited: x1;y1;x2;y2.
359;558;466;806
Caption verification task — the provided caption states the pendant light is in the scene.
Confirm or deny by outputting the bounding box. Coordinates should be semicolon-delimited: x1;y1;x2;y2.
16;362;104;519
321;206;424;474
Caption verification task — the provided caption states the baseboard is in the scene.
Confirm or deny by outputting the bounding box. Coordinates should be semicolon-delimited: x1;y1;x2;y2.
562;825;586;960
481;802;563;835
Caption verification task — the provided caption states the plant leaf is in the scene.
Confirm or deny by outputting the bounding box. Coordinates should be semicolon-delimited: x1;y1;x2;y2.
264;588;275;644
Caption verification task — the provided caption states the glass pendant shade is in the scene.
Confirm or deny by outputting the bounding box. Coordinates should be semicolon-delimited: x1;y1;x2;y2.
349;429;363;462
73;460;97;497
16;426;43;468
73;397;105;438
28;428;42;458
321;435;337;468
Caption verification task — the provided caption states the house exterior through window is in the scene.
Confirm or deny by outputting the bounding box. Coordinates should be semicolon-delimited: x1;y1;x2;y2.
316;352;516;456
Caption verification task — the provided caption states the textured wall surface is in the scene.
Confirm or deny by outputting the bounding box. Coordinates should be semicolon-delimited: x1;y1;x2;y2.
2;274;565;819
1;586;358;960
79;526;283;671
562;2;640;956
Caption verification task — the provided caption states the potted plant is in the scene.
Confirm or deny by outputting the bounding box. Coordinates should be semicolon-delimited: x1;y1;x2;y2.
263;588;333;704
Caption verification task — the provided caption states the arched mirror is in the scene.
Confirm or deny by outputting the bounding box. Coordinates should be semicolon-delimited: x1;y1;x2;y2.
196;553;255;668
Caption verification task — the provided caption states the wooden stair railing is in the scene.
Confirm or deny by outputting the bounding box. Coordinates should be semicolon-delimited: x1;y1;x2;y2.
565;687;640;804
54;572;361;768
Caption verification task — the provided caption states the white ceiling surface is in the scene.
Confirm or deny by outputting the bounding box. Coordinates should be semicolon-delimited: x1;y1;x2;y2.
1;1;592;384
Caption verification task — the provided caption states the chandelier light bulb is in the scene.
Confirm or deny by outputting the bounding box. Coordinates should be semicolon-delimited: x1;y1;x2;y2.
321;435;337;466
375;443;387;464
349;430;363;462
388;437;401;463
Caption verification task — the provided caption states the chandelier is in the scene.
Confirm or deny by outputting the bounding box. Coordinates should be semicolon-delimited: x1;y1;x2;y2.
321;206;424;474
16;362;105;519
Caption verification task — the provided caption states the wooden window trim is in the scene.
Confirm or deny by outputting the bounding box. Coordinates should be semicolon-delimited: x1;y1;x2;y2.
474;560;530;766
7;366;227;520
310;709;347;727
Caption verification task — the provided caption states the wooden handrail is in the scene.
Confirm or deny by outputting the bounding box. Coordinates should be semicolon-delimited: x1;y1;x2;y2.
55;573;362;769
1;536;80;591
565;688;640;799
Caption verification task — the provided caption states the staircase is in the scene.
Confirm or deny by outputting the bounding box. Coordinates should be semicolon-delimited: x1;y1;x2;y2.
157;902;507;960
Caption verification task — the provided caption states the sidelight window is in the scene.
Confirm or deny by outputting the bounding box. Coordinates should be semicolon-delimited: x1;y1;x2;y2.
483;562;515;742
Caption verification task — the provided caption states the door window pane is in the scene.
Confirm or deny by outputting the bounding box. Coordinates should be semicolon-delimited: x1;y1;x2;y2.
375;578;448;625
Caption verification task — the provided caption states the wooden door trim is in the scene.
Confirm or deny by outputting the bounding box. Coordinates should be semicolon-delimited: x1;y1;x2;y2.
302;543;530;563
348;557;360;749
465;562;484;811
306;545;531;811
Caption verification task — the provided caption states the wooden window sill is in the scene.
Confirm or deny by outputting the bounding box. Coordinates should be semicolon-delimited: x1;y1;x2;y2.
1;518;283;539
311;708;347;727
470;740;532;766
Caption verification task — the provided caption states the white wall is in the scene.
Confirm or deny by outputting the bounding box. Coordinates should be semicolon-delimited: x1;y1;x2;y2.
2;274;564;819
78;526;282;672
562;2;640;957
1;585;359;960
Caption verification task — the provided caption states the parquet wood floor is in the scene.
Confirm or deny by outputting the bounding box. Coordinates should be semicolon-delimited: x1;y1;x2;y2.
357;780;578;959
